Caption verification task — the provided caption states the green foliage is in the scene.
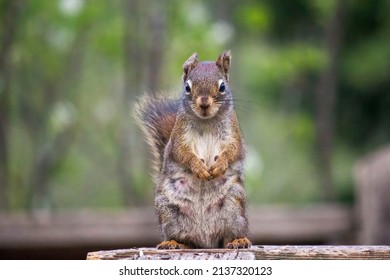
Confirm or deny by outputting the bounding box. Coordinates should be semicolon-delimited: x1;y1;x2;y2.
2;0;389;210
336;0;390;150
241;42;326;104
235;2;271;34
243;108;320;203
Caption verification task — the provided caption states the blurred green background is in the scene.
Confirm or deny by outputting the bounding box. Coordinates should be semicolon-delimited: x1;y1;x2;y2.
1;0;390;212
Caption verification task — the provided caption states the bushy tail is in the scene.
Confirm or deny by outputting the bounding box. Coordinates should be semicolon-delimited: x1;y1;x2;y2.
133;95;179;175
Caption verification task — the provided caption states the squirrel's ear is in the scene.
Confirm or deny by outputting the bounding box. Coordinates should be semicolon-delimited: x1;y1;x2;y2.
216;50;231;81
182;53;199;82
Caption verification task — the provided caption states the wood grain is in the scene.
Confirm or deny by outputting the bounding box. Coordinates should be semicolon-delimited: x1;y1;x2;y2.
87;245;390;260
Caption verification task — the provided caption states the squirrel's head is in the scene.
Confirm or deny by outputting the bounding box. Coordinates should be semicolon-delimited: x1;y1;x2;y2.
181;51;232;119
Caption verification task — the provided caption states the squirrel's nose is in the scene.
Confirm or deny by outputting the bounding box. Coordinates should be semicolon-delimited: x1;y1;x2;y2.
198;96;211;109
199;103;210;109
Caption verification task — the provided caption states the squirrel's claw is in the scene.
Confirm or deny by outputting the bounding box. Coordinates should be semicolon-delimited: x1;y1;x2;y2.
226;237;252;249
196;169;211;180
210;156;228;178
191;159;211;180
157;240;189;250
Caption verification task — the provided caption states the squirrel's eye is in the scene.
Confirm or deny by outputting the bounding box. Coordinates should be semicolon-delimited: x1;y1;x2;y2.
185;81;191;94
219;81;226;93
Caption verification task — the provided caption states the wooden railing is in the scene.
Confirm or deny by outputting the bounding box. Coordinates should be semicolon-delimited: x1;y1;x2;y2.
87;245;390;260
0;203;352;250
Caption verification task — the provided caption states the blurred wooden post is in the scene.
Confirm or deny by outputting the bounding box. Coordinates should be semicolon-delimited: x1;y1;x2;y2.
87;246;390;260
355;146;390;244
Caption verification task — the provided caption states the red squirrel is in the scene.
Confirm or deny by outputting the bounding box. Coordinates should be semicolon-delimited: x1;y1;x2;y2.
134;51;251;249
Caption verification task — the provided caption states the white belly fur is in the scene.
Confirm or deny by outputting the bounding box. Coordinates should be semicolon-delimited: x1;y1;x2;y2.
186;130;221;168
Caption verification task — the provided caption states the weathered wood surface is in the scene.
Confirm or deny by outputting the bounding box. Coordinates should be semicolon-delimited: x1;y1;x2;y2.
355;145;390;244
0;203;352;249
87;245;390;260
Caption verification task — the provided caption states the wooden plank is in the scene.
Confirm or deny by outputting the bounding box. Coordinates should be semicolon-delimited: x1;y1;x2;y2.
87;245;390;260
0;208;160;248
355;146;390;244
252;245;390;260
0;203;353;249
249;203;352;243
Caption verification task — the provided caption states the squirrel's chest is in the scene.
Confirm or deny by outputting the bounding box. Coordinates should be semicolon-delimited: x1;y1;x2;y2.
185;130;223;168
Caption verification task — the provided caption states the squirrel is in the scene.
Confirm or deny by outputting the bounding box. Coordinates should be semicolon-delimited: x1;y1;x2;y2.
134;51;251;249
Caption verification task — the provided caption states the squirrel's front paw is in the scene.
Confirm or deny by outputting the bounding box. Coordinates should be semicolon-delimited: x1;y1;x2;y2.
210;155;228;178
191;159;211;180
157;240;189;250
226;237;252;249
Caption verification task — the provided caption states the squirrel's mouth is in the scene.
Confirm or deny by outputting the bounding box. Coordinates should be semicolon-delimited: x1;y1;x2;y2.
194;106;219;119
193;96;219;119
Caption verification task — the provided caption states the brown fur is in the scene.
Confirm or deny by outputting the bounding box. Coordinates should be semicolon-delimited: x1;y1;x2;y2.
134;51;251;249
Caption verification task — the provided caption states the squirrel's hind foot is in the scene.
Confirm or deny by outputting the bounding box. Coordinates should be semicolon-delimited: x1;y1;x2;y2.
157;240;189;250
226;237;252;249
